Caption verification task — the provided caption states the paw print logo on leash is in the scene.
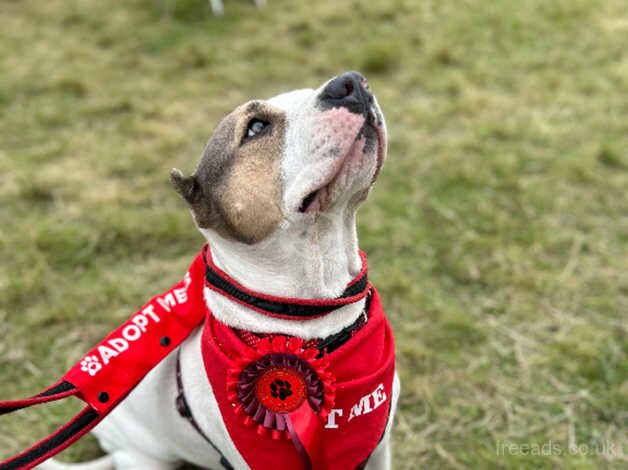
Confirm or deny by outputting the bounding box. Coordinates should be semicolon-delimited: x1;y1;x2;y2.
80;355;102;376
270;378;293;401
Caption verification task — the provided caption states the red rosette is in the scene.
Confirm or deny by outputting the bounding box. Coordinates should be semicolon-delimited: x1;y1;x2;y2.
226;336;336;439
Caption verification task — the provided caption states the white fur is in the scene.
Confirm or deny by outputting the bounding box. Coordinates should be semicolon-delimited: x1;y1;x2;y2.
37;456;113;470
204;287;366;340
38;78;398;470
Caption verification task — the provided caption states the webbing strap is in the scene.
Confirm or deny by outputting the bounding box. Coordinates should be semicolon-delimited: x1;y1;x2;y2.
0;381;76;416
0;407;100;470
203;246;370;319
0;381;102;470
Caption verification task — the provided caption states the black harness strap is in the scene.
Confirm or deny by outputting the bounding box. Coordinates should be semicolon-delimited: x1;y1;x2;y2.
315;292;371;356
175;351;234;470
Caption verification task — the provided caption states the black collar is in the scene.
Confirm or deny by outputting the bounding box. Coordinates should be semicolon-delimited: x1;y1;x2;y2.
203;244;370;319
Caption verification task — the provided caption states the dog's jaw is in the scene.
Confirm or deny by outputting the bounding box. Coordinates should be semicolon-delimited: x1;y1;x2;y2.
298;135;367;213
296;107;367;213
200;204;365;339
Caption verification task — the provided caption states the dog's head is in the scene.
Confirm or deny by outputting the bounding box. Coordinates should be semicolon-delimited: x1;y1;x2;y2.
171;71;387;244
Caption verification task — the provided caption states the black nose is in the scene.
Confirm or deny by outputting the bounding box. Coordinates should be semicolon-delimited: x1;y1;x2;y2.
318;71;373;114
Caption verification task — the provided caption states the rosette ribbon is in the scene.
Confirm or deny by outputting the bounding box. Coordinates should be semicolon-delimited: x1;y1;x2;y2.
226;336;335;470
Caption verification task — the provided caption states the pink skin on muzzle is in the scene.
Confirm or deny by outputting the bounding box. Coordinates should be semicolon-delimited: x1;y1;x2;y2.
300;108;368;213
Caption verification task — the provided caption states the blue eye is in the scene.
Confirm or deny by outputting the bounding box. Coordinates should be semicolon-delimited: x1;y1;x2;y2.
246;118;269;139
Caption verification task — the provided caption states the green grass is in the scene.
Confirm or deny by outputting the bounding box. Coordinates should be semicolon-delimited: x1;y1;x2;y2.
1;0;627;468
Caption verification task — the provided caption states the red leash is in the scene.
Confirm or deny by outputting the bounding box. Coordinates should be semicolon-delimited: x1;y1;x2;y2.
0;251;208;470
0;382;101;469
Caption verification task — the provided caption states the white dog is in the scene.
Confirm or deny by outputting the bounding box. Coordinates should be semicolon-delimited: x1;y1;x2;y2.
209;0;266;16
38;72;400;470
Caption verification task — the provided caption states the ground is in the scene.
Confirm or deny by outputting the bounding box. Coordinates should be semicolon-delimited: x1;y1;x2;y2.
0;0;627;468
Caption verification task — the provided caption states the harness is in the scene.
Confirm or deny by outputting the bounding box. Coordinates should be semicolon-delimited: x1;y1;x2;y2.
175;350;235;470
174;308;368;470
0;245;394;470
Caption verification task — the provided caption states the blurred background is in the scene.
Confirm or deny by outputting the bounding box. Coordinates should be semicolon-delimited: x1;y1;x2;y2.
0;0;626;468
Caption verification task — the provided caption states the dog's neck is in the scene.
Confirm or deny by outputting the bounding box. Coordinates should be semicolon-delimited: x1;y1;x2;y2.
200;209;366;339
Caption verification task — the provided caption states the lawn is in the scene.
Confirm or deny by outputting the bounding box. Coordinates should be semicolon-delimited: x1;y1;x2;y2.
0;0;627;468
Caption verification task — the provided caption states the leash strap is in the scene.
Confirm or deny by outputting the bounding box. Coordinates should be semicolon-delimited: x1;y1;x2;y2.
0;381;101;469
0;381;76;416
0;389;100;470
0;252;208;470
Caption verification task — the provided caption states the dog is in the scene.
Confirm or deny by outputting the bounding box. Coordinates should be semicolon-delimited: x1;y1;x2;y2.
209;0;266;16
38;71;400;470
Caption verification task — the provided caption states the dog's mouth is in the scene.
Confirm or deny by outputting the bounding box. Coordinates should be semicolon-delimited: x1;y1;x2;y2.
299;189;321;213
298;111;385;214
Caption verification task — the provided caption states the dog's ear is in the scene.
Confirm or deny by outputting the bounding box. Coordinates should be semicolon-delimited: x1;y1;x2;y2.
170;168;201;205
171;168;215;230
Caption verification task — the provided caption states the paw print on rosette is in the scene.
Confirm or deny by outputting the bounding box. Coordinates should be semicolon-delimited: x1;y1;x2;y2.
270;378;293;401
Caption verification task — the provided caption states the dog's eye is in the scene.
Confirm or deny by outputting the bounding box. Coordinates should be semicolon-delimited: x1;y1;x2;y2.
245;118;269;140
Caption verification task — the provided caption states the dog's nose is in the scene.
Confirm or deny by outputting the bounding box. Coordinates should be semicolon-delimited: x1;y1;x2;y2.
318;71;373;114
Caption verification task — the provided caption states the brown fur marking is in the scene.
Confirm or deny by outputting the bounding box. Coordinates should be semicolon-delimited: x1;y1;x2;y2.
172;101;286;244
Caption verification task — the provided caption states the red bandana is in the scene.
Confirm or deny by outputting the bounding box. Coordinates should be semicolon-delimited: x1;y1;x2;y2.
0;246;395;470
202;288;394;470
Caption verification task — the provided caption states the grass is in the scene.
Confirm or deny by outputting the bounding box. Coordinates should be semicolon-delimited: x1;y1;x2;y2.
1;0;627;468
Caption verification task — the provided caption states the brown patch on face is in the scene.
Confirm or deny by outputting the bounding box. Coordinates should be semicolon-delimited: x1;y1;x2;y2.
171;101;286;244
